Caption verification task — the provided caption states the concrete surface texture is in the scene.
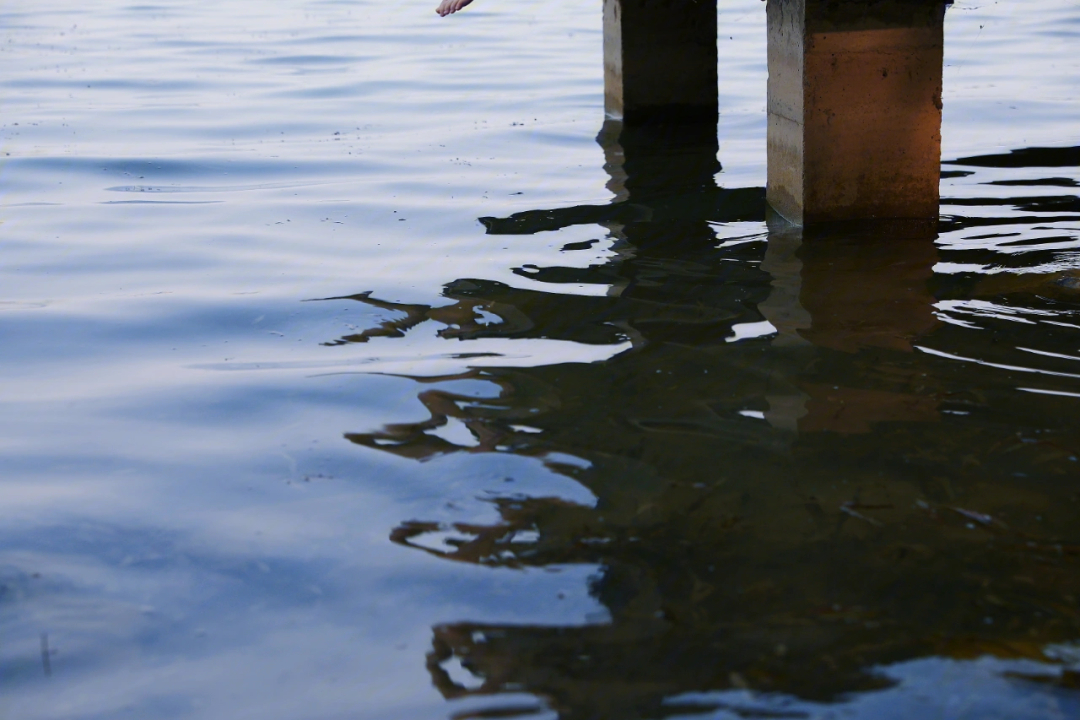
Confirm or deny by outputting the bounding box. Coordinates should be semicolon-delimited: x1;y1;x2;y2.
767;0;947;223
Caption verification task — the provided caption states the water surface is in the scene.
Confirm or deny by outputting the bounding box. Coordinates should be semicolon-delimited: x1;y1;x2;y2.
1;1;1080;718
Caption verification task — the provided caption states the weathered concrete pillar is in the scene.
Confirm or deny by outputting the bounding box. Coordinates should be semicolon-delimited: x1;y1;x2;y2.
766;0;947;224
604;0;718;124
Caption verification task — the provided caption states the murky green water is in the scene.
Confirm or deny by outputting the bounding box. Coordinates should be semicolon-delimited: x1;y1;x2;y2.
1;1;1079;718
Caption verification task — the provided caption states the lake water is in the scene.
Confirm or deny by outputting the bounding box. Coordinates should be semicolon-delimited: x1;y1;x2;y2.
2;0;1080;718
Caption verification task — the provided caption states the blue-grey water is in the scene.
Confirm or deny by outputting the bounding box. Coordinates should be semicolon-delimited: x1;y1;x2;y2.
2;1;1080;718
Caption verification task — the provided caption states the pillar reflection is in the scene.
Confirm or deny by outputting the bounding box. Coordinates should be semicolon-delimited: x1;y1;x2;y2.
329;117;1080;717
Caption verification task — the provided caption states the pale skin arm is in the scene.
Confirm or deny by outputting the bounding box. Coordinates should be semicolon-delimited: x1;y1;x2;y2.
436;0;474;16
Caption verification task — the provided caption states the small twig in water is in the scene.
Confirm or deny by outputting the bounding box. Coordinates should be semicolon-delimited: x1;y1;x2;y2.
840;502;883;527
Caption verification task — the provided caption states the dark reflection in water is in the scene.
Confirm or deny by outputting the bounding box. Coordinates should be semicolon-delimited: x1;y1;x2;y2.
327;121;1080;717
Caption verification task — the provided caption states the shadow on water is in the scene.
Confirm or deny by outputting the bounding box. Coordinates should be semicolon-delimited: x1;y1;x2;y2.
323;121;1080;717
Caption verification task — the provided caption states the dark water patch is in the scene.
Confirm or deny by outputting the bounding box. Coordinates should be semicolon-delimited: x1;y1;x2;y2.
997;235;1079;248
481;187;766;235
947;146;1080;169
560;238;600;252
988;178;1080;188
938;214;1080;233
941;195;1080;213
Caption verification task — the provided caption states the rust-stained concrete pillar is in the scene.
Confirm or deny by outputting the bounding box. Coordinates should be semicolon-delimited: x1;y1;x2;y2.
766;0;947;224
604;0;718;124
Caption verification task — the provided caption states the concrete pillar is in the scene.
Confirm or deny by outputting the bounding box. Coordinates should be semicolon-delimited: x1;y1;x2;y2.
597;118;721;202
766;0;947;224
604;0;718;124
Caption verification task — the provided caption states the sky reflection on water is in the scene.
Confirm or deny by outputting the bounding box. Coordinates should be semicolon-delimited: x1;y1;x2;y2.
1;0;1080;718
